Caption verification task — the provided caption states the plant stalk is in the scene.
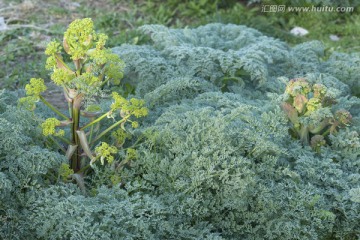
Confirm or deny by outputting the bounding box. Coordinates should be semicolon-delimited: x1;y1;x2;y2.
90;116;129;145
70;106;81;172
39;95;69;120
80;112;109;130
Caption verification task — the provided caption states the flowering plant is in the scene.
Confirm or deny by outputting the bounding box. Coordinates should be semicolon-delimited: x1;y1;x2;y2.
282;78;351;152
19;18;148;179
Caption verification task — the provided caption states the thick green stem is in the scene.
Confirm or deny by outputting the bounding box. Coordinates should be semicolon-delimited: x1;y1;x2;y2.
70;93;84;172
90;117;129;145
80;112;109;130
71;106;81;172
39;95;69;120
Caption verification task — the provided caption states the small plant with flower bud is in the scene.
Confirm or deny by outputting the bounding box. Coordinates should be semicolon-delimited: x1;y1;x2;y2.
19;18;148;182
281;78;352;152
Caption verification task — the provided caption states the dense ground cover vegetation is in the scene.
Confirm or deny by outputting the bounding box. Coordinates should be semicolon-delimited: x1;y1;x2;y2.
1;0;359;239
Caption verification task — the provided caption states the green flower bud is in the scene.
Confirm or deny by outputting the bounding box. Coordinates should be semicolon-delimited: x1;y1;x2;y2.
112;128;130;146
335;109;352;126
310;135;326;153
131;121;139;128
312;84;327;100
88;48;108;65
59;163;74;181
306;98;322;114
126;148;137;160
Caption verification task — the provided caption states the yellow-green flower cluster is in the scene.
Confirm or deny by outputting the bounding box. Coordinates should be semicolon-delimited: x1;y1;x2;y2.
284;79;327;116
59;163;74;181
51;68;74;85
81;72;100;86
45;55;57;70
110;92;148;119
112;128;130;146
45;41;61;55
89;49;108;65
110;92;128;111
18;96;37;111
285;78;311;97
103;53;125;85
335;110;352;126
282;78;352;148
84;33;110;65
95;142;117;165
313;84;327;99
41;118;65;136
105;61;124;85
64;18;95;60
19;78;47;110
45;41;62;70
42;18;125;97
131;121;139;128
126;148;137;160
129;98;148;118
25;78;47;97
96;33;108;50
306;98;322;115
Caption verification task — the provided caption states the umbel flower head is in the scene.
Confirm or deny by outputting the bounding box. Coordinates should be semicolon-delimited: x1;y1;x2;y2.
18;78;47;110
109;92;148;130
25;78;47;97
41;118;65;136
43;18;125;101
110;92;149;119
63;18;95;60
285;78;311;97
94;142;118;165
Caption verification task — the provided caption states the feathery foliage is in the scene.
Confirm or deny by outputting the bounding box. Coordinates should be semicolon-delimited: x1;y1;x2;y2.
2;23;360;239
